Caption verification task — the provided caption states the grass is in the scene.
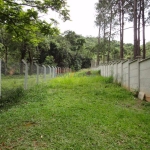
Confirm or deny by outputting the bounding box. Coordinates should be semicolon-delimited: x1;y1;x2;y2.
1;74;52;103
0;70;150;149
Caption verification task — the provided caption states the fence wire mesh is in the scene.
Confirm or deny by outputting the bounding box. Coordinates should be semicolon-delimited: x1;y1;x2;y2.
0;59;71;100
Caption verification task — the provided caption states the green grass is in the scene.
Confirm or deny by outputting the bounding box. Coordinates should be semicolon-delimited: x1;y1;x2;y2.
1;74;51;104
0;70;150;149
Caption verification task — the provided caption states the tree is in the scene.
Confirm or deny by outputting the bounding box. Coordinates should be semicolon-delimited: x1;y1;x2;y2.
0;0;70;74
95;0;150;61
95;0;119;63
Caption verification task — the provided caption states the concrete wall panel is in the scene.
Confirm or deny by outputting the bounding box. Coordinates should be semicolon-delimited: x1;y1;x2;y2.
140;59;150;98
129;61;138;90
117;62;122;83
122;61;128;88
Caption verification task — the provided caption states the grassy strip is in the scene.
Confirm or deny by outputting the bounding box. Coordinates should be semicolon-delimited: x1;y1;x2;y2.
0;70;150;149
0;74;51;106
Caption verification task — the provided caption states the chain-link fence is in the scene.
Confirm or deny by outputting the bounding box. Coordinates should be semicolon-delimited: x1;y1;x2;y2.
0;59;71;99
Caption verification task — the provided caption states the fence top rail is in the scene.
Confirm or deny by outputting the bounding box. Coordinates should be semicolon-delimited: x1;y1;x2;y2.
129;59;138;64
139;57;150;63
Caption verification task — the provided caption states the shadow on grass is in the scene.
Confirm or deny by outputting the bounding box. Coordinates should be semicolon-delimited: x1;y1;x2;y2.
0;87;24;112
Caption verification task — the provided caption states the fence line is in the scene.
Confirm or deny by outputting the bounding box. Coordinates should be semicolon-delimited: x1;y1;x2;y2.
93;57;150;102
0;59;71;98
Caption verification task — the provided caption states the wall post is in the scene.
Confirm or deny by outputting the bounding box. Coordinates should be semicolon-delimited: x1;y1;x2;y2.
121;60;123;86
128;59;130;90
137;56;142;91
116;62;118;83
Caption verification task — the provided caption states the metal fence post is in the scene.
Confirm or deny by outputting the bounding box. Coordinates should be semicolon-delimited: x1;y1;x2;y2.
0;59;1;98
35;63;39;84
22;59;28;90
42;65;46;81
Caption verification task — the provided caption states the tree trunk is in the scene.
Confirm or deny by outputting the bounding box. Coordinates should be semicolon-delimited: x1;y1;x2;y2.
20;42;26;74
4;46;8;75
119;0;124;60
121;0;124;59
28;50;33;75
97;23;101;66
103;19;106;63
108;8;112;62
137;0;142;56
142;0;146;59
134;0;138;59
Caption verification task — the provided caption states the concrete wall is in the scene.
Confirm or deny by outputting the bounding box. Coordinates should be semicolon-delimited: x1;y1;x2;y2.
113;63;117;81
117;62;122;83
140;58;150;100
99;58;150;101
122;60;129;88
129;60;138;91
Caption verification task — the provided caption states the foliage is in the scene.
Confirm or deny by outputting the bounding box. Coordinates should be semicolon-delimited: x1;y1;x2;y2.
37;31;93;71
43;55;55;65
145;41;150;57
95;0;150;61
0;0;70;71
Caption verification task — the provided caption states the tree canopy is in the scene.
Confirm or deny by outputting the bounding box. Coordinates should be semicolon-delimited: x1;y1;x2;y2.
95;0;150;64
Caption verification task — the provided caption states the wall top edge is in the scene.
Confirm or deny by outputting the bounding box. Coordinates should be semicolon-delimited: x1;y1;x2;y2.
129;59;138;64
139;57;150;63
99;57;150;65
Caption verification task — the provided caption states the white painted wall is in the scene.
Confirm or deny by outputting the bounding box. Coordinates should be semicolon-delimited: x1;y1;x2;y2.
122;60;129;88
98;58;150;101
113;63;117;82
117;62;122;83
140;59;150;99
129;60;138;91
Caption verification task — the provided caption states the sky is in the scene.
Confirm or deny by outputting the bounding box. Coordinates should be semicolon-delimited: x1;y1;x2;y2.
44;0;150;44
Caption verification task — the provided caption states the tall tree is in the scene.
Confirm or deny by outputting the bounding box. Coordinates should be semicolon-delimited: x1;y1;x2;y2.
0;0;70;73
142;0;146;58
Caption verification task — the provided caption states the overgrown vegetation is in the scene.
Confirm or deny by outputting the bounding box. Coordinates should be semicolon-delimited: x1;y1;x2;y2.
0;70;150;149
